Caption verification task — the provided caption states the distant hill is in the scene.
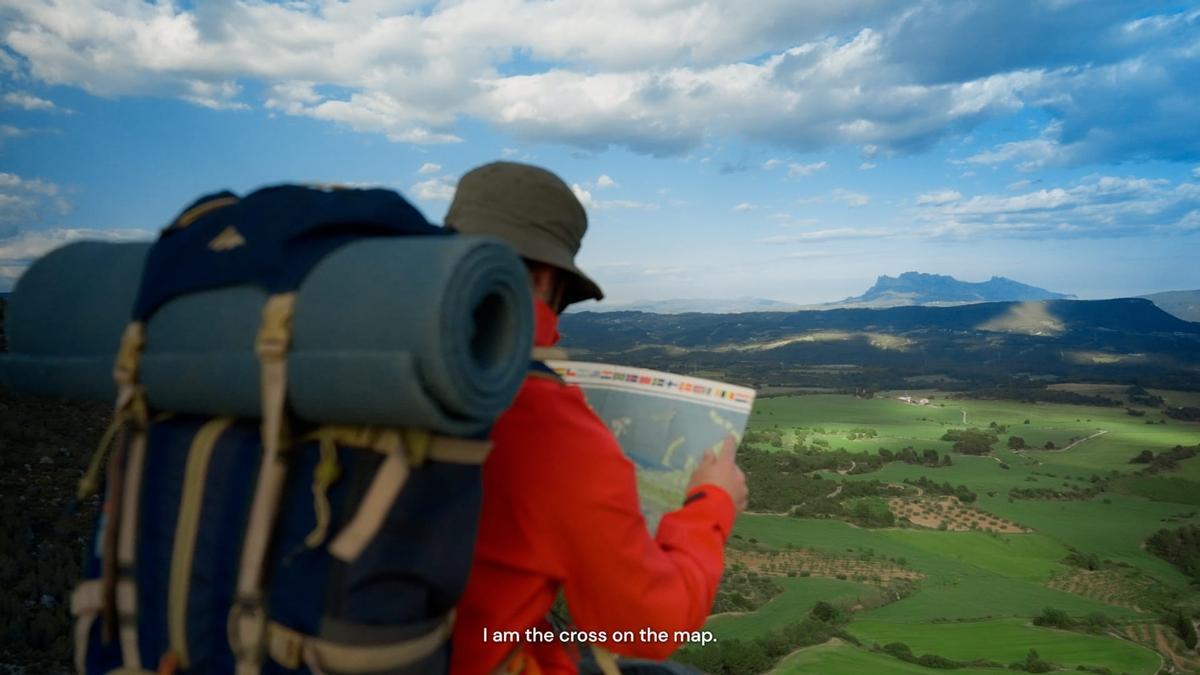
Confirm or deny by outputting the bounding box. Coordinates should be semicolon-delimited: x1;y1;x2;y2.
1141;289;1200;322
576;296;802;314
827;271;1071;308
560;298;1200;390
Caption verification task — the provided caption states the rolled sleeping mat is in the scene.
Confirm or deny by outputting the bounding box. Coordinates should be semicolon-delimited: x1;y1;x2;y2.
1;235;533;436
0;241;151;401
142;236;533;434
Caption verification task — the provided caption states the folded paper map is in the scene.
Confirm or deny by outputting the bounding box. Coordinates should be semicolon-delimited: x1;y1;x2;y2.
546;360;756;533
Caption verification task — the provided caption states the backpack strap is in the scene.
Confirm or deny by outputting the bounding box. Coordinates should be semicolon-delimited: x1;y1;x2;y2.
317;428;492;563
528;360;565;384
231;293;297;675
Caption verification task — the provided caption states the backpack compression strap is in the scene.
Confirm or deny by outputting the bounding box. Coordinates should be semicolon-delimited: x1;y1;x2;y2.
231;293;297;675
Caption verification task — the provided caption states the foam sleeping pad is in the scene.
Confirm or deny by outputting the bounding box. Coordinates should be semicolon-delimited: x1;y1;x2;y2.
0;236;532;435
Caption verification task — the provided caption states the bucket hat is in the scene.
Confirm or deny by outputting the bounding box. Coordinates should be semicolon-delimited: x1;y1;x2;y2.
445;161;604;306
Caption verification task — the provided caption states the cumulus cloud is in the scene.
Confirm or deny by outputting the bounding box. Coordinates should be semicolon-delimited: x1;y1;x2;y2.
788;161;828;177
916;189;962;205
0;1;1196;165
412;176;457;202
595;174;617;189
3;91;54;110
912;174;1200;238
732;202;757;212
0;172;71;225
832;189;871;207
417;162;442;175
763;159;783;170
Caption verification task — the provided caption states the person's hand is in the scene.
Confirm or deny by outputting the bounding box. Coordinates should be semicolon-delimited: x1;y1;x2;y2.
687;434;748;514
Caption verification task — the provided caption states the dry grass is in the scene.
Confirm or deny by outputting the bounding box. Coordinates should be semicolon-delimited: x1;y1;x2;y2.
888;496;1030;533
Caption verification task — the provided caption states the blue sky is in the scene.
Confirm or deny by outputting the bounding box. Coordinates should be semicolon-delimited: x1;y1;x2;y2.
1;1;1198;306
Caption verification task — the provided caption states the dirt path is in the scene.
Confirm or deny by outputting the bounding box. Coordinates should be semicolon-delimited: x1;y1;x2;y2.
766;638;846;675
1153;625;1186;672
1046;429;1109;453
836;460;856;475
826;484;843;498
961;409;968;424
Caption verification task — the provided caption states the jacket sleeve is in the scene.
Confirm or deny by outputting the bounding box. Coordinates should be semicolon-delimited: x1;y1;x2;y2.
545;392;735;660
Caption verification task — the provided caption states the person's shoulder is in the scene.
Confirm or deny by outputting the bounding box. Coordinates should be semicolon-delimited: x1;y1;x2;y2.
501;377;625;458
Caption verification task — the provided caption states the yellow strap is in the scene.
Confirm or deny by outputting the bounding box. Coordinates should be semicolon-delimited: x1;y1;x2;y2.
266;612;455;673
114;427;148;669
78;412;127;500
328;442;409;563
167;418;234;668
300;427;491;466
531;346;568;361
232;293;296;675
304;436;342;549
590;645;620;675
169;195;239;230
78;322;147;500
426;436;492;464
75;614;97;675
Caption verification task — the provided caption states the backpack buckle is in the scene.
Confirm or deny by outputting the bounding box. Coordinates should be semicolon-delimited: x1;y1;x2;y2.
228;597;268;665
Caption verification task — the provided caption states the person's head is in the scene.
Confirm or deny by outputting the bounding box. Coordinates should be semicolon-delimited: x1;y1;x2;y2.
444;161;604;314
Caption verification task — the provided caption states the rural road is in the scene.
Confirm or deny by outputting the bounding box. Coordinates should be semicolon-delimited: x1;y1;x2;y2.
1047;429;1109;453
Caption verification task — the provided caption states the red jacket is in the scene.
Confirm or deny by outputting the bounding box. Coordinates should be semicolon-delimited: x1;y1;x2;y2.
450;300;735;674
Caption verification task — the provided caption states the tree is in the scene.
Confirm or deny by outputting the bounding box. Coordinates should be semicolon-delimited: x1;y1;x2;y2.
1007;436;1026;450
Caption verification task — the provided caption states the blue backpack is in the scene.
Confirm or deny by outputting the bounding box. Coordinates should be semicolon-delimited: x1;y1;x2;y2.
4;185;535;674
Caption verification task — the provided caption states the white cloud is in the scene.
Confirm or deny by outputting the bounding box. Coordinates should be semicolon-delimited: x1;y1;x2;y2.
859;162;876;170
732;202;757;212
911;174;1200;239
763;158;783;170
832;189;871;207
412;176;457;202
787;161;828;177
758;227;891;244
595;174;617;189
571;184;594;208
572;183;652;210
1193;166;1200;178
417;162;442;175
916;189;962;205
0;1;1195;166
3;91;54;110
0;227;154;291
0;173;70;226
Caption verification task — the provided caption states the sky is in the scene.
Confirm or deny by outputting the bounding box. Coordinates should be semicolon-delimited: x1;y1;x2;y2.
1;1;1198;306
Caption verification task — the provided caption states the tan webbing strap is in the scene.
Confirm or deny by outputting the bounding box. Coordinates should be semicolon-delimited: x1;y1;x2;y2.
531;346;568;361
302;427;491;466
72;581;104;675
115;428;147;669
426;437;492;465
167;418;234;668
266;612;455;673
231;293;296;675
327;441;410;563
108;322;148;667
590;645;620;675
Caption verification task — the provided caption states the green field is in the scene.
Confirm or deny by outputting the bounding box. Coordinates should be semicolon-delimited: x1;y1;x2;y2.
772;640;1002;674
707;577;877;640
849;618;1161;673
704;390;1200;673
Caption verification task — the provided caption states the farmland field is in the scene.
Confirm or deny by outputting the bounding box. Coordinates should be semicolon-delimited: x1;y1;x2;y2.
685;389;1200;673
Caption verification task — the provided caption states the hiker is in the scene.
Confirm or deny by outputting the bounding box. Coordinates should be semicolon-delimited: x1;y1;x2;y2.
444;161;749;674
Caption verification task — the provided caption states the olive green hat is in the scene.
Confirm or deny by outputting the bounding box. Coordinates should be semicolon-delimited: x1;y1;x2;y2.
444;161;604;307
